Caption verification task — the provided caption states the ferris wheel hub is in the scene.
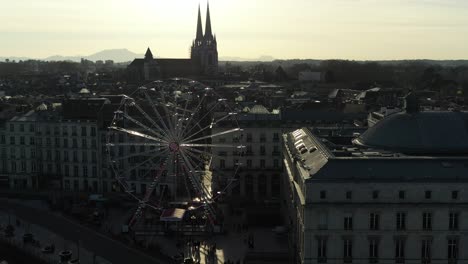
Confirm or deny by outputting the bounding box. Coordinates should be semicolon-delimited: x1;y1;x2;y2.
169;142;180;152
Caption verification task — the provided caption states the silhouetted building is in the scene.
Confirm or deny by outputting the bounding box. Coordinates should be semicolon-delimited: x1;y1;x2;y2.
127;4;218;83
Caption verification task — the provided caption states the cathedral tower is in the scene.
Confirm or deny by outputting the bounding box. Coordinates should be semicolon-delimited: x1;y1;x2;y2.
191;3;218;76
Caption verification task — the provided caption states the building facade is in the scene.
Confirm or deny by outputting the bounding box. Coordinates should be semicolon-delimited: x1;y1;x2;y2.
283;109;468;264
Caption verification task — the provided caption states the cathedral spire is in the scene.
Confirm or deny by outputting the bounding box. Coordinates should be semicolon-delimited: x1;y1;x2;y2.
144;47;153;60
204;2;213;40
196;4;203;41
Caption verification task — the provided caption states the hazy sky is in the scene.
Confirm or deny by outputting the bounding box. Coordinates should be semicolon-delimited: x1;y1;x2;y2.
1;0;468;60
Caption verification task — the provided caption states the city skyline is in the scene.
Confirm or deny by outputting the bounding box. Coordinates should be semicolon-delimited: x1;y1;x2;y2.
1;0;468;60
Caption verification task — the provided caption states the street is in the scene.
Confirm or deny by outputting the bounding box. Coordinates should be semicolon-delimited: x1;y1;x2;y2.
0;199;168;264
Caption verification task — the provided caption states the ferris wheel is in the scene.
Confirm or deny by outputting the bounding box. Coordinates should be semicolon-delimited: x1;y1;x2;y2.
106;79;243;226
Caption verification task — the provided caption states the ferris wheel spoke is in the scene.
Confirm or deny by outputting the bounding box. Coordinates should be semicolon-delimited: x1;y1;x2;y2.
141;90;173;138
142;157;168;202
179;94;207;138
176;97;192;138
118;149;169;177
182;112;237;142
180;160;216;220
106;142;166;148
182;99;224;139
156;90;177;135
131;98;172;139
183;128;242;144
111;147;164;162
121;111;167;141
180;150;212;199
181;143;241;148
108;126;166;143
183;146;213;159
182;149;206;171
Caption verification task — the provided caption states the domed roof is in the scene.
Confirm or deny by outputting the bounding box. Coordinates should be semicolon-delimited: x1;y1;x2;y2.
36;103;48;111
79;88;90;94
353;111;468;154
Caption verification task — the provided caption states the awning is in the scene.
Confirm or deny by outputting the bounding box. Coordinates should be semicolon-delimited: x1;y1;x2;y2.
160;208;186;222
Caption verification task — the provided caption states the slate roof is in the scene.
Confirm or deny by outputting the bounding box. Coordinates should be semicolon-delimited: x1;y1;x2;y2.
354;111;468;155
285;127;468;183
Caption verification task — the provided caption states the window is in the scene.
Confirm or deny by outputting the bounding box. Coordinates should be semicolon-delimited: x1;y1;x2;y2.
247;159;252;168
425;190;432;199
73;151;78;162
260;145;266;155
317;238;327;263
260;133;266;142
91;127;96;136
421;239;431;264
10;148;15;159
46;138;51;146
20;161;26;172
31;162;36;172
9;124;14;132
246;133;252;142
64;165;69;177
273;145;280;155
83;166;88;177
72;139;78;148
64;151;69;162
82;139;87;148
55;138;60;147
273;159;279;168
30;149;36;158
29;124;34;132
92;166;97;178
346;191;352;200
343;239;352;263
396;212;406;230
29;137;35;145
372;190;379;199
449;212;459;231
320;190;327;199
11;161;16;173
395;239;405;263
82;152;87;162
369;239;379;263
273;133;280;142
370;213;380;230
10;136;15;145
451;191;459;200
423;212;432;230
318;212;328;230
399;190;405;200
81;126;87;136
19;124;24;132
62;126;68;136
344;214;353;230
260;159;265;168
219;159;225;169
20;136;25;145
448;239;458;261
63;139;68;148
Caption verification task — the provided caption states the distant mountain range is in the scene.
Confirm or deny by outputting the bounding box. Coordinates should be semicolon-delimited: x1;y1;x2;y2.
0;49;144;63
1;50;468;67
219;55;276;62
45;49;144;63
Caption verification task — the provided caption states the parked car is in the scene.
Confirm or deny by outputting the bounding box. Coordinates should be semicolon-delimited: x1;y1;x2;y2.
41;244;55;254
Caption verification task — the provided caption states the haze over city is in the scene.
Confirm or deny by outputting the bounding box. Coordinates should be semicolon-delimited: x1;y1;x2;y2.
2;0;468;60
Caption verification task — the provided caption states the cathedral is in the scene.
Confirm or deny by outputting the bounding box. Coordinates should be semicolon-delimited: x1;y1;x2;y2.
127;4;219;82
